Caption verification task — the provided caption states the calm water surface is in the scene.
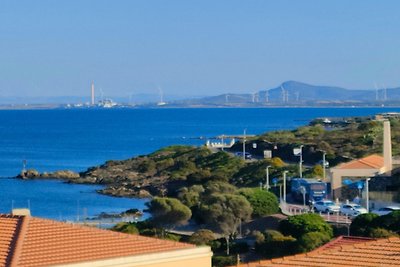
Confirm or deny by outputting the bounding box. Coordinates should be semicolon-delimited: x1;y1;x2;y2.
1;108;399;220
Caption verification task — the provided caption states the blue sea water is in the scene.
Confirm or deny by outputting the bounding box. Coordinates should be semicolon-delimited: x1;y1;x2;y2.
1;107;399;220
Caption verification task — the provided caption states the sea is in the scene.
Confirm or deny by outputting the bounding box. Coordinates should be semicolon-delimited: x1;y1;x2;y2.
1;107;399;221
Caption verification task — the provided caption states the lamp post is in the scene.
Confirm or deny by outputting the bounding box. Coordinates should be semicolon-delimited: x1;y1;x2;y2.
265;166;271;190
322;151;326;180
299;145;303;178
366;178;371;212
283;171;288;203
242;129;247;161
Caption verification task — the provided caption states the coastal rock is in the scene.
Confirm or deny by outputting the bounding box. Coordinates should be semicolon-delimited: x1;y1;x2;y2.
98;186;152;198
41;170;80;179
18;169;40;179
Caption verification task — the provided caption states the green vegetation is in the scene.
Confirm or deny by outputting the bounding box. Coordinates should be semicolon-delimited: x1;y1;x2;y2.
350;211;400;237
239;188;279;217
146;197;192;229
256;118;400;164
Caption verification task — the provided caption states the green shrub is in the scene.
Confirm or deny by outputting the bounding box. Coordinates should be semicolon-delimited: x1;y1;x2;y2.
239;188;279;217
350;213;379;236
368;228;398;238
212;256;237;267
279;213;333;239
297;232;331;252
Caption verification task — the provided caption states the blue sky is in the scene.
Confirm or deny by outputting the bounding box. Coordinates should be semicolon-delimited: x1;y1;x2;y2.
1;0;400;97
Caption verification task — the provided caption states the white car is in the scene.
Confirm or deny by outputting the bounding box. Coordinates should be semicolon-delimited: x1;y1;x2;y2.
372;206;400;216
314;200;340;213
340;203;368;217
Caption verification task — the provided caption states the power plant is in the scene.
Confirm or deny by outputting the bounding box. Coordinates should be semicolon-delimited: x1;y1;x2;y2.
91;81;95;105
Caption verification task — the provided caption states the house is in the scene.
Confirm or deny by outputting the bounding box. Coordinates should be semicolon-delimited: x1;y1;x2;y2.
0;212;212;267
231;235;400;267
329;120;393;199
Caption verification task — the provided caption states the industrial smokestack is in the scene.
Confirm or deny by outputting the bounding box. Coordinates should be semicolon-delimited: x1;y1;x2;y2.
383;120;392;173
91;81;95;105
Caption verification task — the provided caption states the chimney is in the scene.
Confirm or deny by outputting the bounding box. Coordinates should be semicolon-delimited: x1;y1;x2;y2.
383;120;393;172
12;208;31;216
91;81;95;105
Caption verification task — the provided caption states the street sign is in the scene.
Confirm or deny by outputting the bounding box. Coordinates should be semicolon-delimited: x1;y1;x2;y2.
272;178;278;186
293;148;302;156
357;181;364;190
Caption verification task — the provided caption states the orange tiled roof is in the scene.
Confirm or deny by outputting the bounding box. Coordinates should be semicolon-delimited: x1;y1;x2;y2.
0;214;194;267
233;236;400;267
335;154;384;170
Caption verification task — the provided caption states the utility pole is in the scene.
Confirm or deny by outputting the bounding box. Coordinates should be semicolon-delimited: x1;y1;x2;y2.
299;145;303;178
323;151;326;180
283;171;288;202
366;178;371;212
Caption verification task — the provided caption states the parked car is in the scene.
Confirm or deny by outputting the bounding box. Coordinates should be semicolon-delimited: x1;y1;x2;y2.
371;206;400;216
314;200;340;213
340;203;368;217
234;152;252;159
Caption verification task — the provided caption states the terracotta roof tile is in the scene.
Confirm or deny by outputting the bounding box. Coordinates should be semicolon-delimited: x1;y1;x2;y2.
335;154;384;170
0;214;195;267
232;236;400;267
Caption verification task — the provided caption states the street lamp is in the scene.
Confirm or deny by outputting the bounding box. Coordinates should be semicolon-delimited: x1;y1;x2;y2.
366;178;371;212
283;171;288;203
322;151;326;180
265;166;271;190
299;145;303;178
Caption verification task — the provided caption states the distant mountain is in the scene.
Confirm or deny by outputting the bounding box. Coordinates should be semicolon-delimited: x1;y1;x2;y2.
170;81;400;106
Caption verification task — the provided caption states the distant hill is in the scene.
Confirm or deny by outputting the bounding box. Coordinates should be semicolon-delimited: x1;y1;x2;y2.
169;81;400;107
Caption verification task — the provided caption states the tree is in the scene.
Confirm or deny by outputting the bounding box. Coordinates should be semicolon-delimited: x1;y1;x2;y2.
111;222;139;234
189;229;215;245
373;211;400;233
368;228;398;238
201;193;252;255
279;213;333;239
146;197;192;229
311;164;323;178
177;185;205;208
350;213;379;236
239;188;279;217
255;230;296;258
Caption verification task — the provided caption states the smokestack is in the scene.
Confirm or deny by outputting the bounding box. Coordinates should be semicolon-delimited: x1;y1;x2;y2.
383;120;392;172
91;81;95;105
